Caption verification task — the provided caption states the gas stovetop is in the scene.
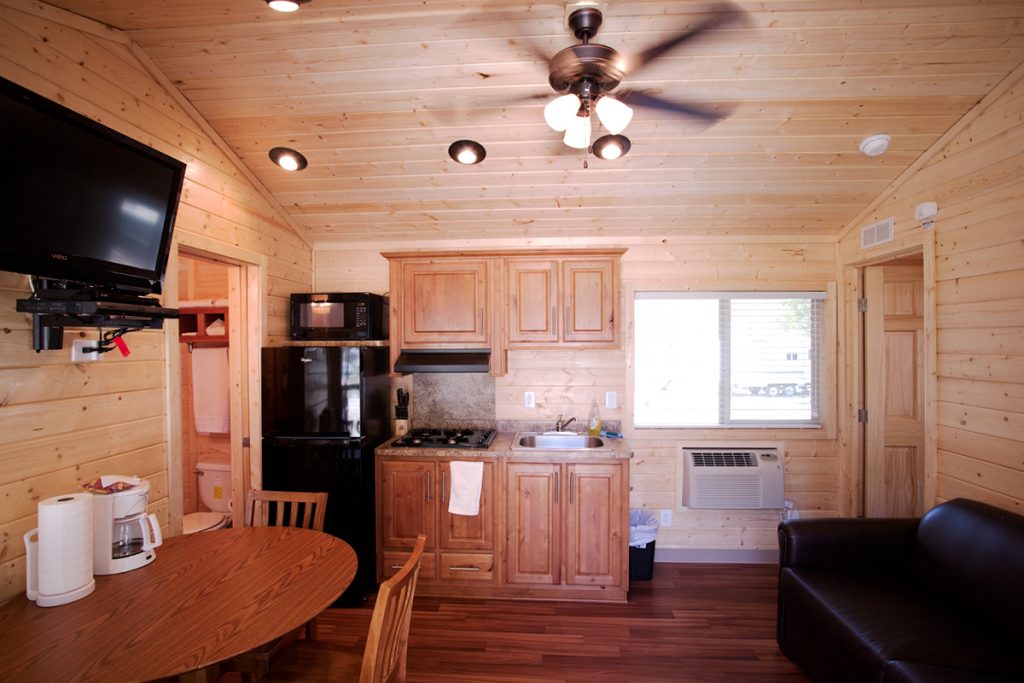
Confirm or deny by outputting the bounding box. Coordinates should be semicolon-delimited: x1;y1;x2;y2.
392;428;496;449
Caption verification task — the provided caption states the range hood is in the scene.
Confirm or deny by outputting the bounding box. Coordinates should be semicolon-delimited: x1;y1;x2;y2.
393;349;491;373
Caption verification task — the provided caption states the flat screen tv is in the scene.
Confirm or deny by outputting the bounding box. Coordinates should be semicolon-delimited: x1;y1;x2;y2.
0;77;186;295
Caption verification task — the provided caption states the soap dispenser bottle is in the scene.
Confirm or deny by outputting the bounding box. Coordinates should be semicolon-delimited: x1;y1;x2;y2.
587;401;602;436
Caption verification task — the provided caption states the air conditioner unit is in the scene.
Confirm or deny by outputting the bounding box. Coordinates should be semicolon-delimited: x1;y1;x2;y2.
682;448;784;509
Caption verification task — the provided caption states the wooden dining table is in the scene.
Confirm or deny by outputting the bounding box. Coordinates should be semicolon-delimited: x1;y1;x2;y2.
0;525;358;682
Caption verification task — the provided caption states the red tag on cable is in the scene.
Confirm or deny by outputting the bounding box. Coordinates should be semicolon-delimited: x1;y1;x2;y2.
113;336;131;357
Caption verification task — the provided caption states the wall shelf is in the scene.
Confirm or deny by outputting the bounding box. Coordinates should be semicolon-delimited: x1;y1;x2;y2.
179;307;228;347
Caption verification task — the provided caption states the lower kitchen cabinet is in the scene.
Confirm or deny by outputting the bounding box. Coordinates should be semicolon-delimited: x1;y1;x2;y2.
505;460;627;598
376;452;629;602
377;457;496;586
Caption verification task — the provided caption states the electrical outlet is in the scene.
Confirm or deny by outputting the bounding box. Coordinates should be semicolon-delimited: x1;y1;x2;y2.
72;339;102;362
524;391;535;408
660;509;673;527
605;391;617;409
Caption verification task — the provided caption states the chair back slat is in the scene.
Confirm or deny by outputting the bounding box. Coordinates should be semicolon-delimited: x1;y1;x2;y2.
360;535;425;683
246;489;328;532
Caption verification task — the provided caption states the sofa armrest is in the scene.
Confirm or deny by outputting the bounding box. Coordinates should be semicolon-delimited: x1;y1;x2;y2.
778;517;919;575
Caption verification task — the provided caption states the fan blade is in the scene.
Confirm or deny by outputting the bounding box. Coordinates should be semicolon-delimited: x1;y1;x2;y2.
630;2;747;74
617;90;731;123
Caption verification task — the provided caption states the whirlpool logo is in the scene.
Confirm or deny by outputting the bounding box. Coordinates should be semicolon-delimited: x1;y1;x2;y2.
50;253;68;260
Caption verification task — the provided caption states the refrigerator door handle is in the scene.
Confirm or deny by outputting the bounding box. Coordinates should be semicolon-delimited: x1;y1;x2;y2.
269;436;358;447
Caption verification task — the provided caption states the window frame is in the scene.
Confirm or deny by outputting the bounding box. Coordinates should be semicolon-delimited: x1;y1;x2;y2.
631;290;832;431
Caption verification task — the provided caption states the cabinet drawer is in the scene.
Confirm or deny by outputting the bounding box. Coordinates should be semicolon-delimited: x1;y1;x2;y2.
382;549;436;580
437;552;495;581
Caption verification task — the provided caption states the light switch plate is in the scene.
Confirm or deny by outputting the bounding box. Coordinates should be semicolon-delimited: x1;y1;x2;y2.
605;391;617;409
524;391;535;408
660;509;673;527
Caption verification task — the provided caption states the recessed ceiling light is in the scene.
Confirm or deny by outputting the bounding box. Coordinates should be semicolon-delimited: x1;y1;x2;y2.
265;0;309;12
448;140;486;165
859;134;892;157
268;146;308;171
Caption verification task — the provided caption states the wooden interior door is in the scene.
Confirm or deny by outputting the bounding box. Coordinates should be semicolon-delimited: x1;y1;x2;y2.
864;262;925;517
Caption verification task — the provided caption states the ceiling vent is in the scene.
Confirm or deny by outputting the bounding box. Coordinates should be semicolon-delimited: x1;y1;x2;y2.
860;217;895;250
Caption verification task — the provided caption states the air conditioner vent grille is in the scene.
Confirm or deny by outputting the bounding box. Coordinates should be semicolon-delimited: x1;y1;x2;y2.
690;452;757;467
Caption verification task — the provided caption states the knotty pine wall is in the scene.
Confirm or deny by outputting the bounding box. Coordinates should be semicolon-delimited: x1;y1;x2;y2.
0;4;311;602
838;68;1024;514
315;237;839;557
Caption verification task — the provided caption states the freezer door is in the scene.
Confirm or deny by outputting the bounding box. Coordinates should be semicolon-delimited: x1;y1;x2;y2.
262;346;364;436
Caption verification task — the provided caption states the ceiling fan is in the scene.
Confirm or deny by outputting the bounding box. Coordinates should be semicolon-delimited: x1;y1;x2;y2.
531;1;748;159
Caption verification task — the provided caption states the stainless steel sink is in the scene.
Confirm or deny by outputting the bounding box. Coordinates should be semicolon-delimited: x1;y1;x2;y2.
512;432;607;450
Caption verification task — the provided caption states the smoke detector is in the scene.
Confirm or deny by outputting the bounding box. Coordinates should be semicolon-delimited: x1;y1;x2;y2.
859;134;891;157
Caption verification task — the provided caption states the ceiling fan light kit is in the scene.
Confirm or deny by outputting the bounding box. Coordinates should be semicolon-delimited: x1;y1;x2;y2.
448;140;486;165
268;146;308;171
535;3;743;159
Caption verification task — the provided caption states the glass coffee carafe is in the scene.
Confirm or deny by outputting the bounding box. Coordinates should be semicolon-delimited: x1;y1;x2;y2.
112;512;152;558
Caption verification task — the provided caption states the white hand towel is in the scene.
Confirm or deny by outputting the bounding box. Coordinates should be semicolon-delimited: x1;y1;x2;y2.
447;461;484;516
191;347;230;434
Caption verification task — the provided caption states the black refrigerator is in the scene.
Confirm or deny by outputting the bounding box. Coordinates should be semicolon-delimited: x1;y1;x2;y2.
261;345;390;605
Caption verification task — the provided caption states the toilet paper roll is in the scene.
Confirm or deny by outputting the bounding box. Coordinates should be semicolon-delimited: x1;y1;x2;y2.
35;493;94;604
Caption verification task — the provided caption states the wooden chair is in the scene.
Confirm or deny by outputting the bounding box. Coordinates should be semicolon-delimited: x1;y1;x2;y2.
219;489;329;682
264;534;427;683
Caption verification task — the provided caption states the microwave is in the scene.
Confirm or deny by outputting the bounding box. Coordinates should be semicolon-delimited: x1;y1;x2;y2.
290;292;388;341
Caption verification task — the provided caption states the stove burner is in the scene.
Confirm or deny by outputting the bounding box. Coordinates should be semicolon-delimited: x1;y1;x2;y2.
393;428;496;449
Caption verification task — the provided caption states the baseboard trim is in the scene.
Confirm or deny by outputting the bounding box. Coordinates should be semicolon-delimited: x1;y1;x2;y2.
653;547;777;564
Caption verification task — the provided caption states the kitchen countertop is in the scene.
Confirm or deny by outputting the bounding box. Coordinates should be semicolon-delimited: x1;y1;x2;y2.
375;431;632;459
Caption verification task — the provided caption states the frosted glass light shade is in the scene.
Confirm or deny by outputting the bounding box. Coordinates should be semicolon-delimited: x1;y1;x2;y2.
563;115;592;149
595;96;633;135
544;94;581;132
267;0;301;11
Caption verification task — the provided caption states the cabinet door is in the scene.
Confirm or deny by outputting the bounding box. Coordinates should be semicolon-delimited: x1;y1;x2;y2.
563;259;616;343
564;462;625;586
505;462;561;585
437;460;495;551
379;460;436;549
506;259;559;345
401;260;489;344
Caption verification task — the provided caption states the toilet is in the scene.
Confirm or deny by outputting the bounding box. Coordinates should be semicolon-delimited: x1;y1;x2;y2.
183;460;233;534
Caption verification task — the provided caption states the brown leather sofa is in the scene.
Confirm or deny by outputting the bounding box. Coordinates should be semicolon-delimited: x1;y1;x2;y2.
776;498;1024;683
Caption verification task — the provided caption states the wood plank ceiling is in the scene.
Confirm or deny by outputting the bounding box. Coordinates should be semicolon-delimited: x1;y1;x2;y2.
45;0;1024;245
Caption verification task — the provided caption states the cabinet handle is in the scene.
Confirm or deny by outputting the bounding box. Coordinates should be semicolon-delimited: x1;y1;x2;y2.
570;472;575;505
448;565;481;572
441;470;447;503
566;305;572;331
552;306;557;334
426;472;432;501
390;564;404;570
553;471;559;504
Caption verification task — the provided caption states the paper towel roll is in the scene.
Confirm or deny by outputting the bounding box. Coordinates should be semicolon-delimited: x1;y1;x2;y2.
32;493;95;606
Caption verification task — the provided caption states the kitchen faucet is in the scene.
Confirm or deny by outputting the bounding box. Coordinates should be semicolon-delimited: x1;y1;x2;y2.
555;415;576;432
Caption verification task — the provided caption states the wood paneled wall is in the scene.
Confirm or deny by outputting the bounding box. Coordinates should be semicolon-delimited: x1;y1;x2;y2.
0;2;311;603
838;68;1024;514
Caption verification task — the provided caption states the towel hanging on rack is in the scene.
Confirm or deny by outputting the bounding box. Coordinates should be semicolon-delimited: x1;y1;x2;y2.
191;347;229;434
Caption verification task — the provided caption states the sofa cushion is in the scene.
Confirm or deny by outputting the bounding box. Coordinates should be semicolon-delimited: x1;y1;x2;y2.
780;568;1020;679
911;499;1024;636
882;661;1023;683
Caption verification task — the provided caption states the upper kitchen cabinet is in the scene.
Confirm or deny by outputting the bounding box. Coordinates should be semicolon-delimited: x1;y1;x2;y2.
398;259;492;345
506;255;621;347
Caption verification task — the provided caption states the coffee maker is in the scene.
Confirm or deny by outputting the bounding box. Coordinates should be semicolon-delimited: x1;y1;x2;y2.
90;476;163;575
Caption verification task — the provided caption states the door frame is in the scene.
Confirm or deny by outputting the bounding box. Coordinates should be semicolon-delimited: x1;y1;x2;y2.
165;233;266;534
838;233;937;517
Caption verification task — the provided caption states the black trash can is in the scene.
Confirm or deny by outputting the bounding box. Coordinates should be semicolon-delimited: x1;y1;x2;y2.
629;540;656;580
629;508;659;581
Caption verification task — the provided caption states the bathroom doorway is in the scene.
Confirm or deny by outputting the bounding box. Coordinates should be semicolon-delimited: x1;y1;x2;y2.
169;242;262;535
178;254;233;530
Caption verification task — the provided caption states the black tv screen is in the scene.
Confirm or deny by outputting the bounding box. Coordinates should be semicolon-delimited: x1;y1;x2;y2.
0;77;185;294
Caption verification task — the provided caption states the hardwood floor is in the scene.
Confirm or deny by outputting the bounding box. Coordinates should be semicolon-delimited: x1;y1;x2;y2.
222;563;809;682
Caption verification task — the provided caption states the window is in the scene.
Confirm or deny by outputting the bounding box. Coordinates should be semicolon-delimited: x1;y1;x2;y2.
634;292;825;428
